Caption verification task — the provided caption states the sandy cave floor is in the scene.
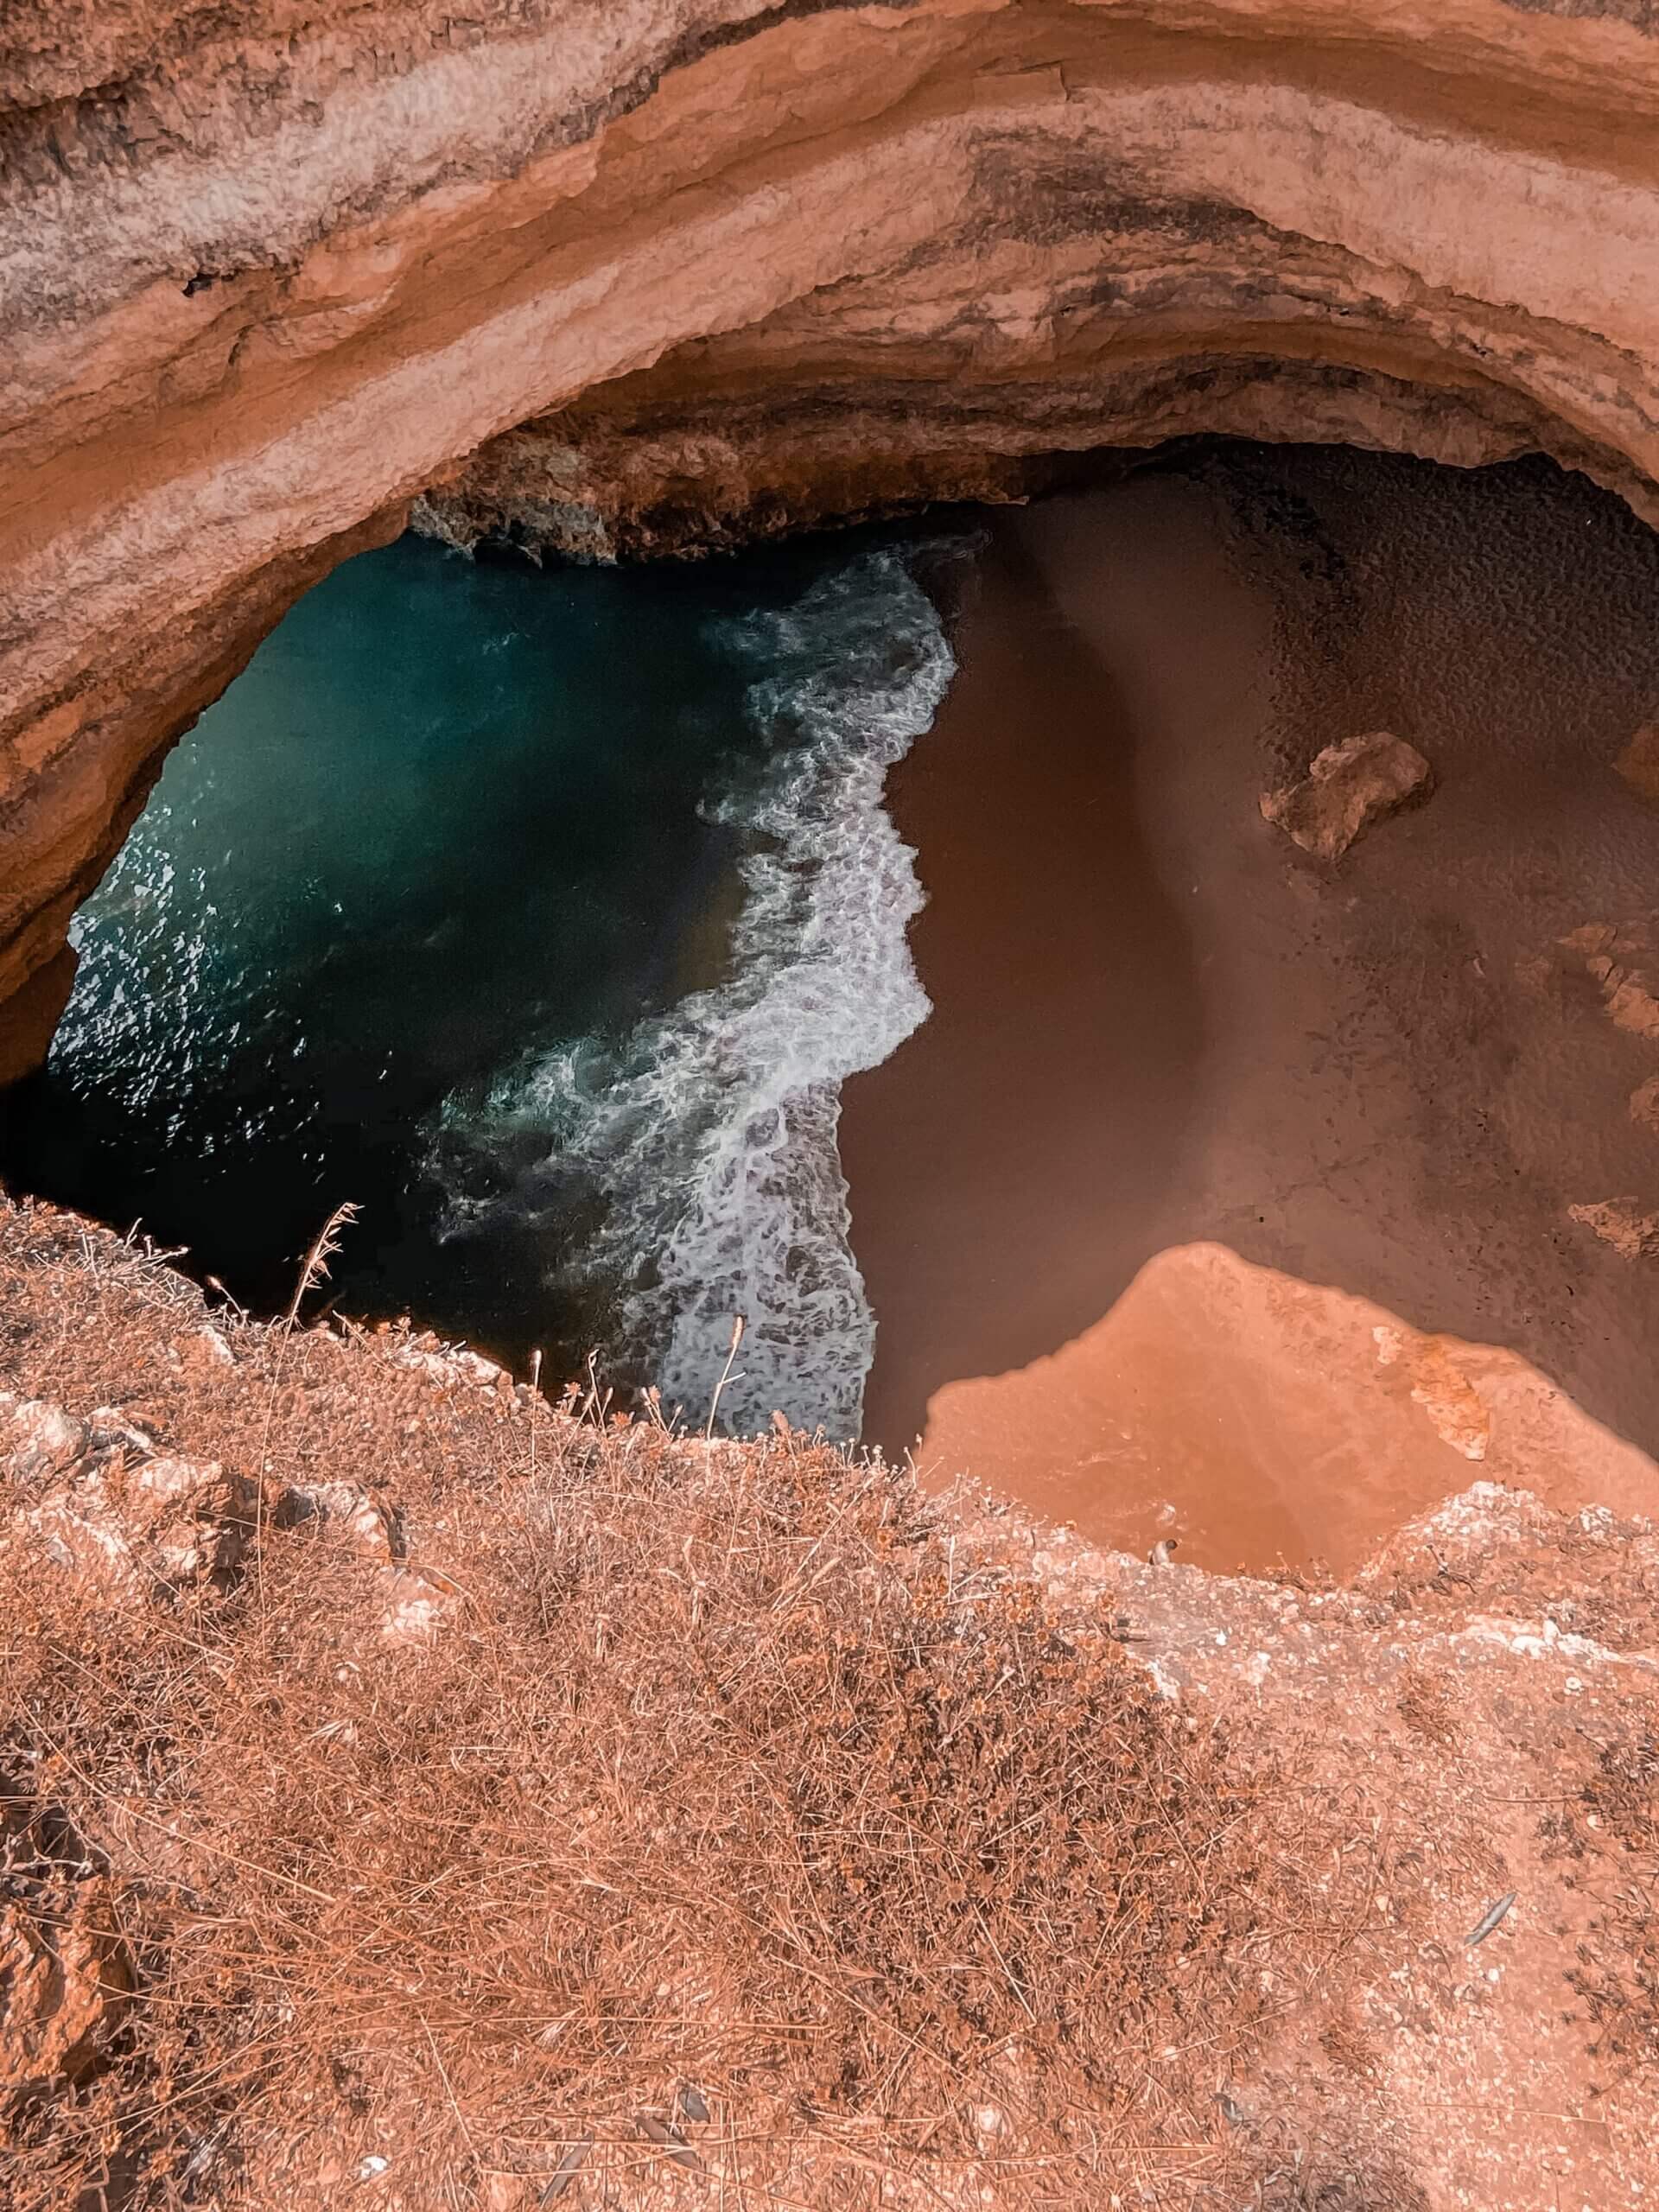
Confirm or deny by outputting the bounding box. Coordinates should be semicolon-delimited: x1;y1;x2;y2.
842;448;1659;1573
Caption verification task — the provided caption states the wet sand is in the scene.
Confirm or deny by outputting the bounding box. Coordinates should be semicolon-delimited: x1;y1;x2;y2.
841;448;1659;1572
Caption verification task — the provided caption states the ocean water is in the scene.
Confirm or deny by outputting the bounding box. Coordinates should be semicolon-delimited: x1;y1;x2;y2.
0;530;957;1433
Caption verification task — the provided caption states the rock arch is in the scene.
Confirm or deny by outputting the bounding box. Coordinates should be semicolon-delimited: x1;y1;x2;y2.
3;0;1659;1068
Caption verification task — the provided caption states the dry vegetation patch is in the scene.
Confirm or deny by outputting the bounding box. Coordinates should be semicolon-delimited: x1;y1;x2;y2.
0;1202;1354;2209
1567;1725;1659;2087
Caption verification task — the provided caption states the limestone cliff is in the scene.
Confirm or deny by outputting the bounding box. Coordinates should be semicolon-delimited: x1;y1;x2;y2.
3;0;1659;1062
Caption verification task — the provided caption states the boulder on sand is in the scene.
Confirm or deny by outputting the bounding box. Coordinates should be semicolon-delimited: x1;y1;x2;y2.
1261;732;1433;862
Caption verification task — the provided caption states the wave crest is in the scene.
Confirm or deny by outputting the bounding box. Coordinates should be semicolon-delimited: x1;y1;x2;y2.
434;545;955;1435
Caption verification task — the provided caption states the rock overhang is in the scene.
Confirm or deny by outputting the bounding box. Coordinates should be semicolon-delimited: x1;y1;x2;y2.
3;0;1659;1059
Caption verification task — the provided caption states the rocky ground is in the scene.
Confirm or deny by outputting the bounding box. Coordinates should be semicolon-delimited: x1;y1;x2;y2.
0;1194;1653;2209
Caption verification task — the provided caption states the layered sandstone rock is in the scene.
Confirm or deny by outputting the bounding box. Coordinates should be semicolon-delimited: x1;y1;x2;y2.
4;0;1659;1061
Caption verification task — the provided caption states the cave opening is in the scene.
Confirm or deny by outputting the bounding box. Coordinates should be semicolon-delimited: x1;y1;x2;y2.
5;436;1659;1573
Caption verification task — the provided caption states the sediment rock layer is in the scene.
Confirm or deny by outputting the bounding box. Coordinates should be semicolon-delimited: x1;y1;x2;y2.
4;1;1659;1055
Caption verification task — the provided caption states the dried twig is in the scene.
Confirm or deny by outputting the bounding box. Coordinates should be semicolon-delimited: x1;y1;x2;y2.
706;1313;747;1438
283;1200;361;1328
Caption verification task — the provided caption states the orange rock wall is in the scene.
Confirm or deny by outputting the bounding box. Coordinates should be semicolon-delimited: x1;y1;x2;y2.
3;0;1659;1054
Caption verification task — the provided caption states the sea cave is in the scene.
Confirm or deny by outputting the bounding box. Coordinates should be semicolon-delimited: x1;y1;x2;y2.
3;3;1659;2204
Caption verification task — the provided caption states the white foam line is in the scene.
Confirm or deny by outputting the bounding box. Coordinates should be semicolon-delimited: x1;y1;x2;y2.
440;544;956;1435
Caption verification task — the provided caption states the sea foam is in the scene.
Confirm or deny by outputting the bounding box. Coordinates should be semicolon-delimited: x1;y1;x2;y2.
435;546;955;1435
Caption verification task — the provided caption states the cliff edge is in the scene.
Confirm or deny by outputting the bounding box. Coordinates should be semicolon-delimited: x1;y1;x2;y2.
1;1197;1654;2208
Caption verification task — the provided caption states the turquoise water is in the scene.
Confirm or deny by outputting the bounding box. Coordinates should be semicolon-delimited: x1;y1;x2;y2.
1;530;957;1428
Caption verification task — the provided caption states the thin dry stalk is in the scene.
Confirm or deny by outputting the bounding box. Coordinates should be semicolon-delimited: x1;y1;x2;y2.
706;1313;747;1438
283;1201;362;1329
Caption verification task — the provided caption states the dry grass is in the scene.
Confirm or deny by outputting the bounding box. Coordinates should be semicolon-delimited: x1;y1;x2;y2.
0;1204;1351;2209
1567;1725;1659;2088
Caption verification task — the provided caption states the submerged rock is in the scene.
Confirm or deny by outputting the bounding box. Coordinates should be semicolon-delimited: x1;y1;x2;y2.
1261;732;1433;861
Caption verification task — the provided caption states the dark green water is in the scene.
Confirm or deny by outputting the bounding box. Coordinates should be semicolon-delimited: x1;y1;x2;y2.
0;530;958;1426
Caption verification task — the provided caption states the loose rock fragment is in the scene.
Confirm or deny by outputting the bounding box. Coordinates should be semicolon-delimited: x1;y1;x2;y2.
2;1386;250;1599
3;1396;87;1481
1560;920;1659;1039
1569;1198;1659;1261
0;1884;132;2097
378;1565;459;1641
276;1479;395;1557
1261;732;1433;861
1631;1074;1659;1135
1466;1891;1517;1946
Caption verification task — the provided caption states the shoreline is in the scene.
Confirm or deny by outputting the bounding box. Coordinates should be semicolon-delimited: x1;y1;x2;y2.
842;449;1659;1571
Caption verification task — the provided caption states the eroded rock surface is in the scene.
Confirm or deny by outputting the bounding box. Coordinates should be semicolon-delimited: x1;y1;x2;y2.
981;1483;1659;2209
0;1882;132;2105
0;1390;251;1599
5;1;1659;1058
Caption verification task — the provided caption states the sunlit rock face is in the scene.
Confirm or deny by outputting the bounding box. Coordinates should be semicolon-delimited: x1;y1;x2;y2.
3;0;1659;1054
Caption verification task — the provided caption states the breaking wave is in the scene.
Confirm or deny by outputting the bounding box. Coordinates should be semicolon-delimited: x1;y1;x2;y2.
433;546;955;1435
